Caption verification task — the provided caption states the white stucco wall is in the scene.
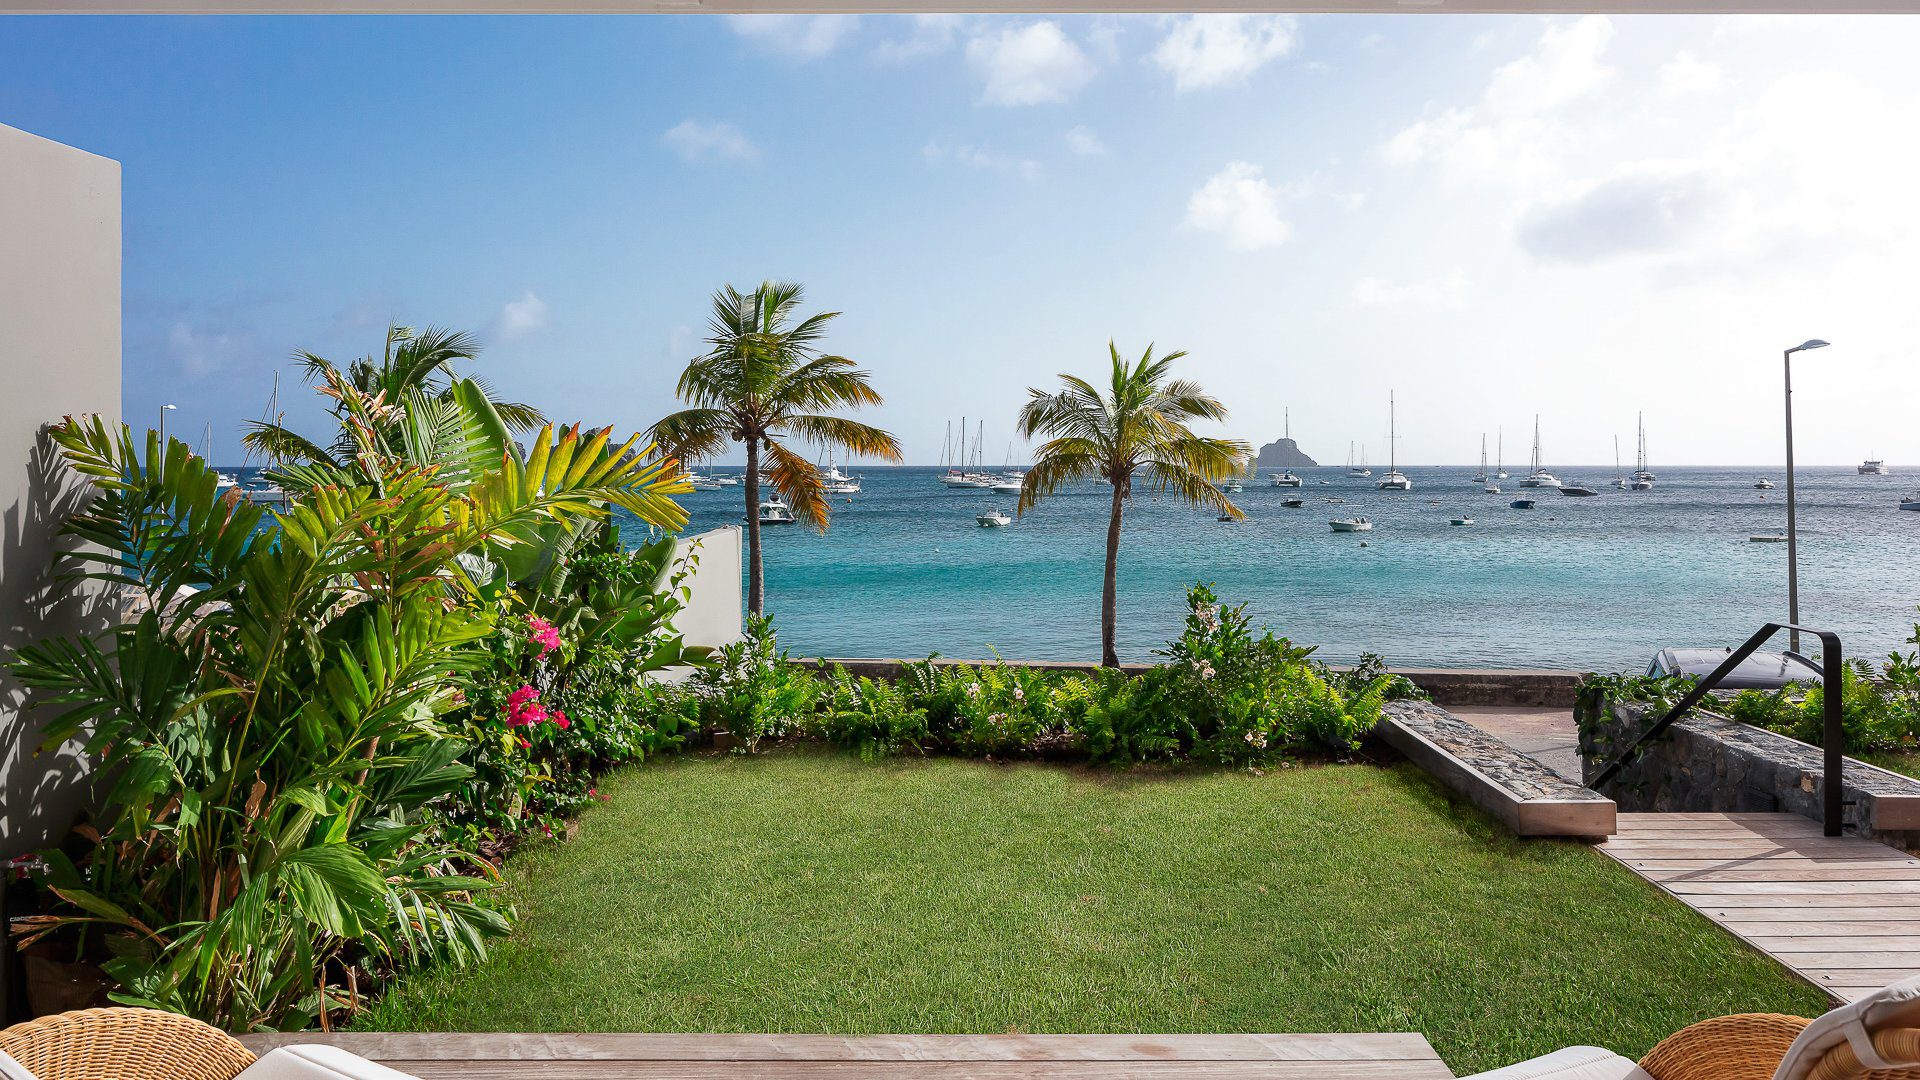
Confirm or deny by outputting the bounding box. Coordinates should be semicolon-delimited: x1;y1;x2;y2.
0;124;122;858
669;525;743;656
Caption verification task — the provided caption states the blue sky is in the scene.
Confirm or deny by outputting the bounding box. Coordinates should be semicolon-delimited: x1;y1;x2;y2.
3;13;1917;467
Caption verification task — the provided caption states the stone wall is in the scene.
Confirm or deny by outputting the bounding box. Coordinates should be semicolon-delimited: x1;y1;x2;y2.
1581;698;1920;846
802;658;1584;708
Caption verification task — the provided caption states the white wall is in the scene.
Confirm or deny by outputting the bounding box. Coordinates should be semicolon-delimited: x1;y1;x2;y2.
669;525;743;658
0;124;121;859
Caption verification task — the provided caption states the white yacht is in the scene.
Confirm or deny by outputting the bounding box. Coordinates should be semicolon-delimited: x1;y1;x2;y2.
756;495;796;525
819;458;862;495
1861;459;1890;475
1631;413;1655;488
214;471;239;491
1330;517;1373;532
1269;471;1302;488
1220;477;1244;494
1347;441;1371;479
1473;434;1489;484
990;475;1024;495
715;474;739;486
686;473;722;491
1376;392;1412;491
976;508;1013;528
1494;428;1509;480
1519;415;1561;488
1754;477;1776;490
1612;436;1628;489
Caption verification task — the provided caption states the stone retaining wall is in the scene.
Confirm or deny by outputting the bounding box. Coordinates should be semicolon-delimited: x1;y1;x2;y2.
802;657;1584;708
1580;698;1920;845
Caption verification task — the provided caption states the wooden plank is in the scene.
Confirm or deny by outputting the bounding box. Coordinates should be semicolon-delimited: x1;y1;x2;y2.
1598;840;1902;855
1660;880;1920;896
1638;867;1920;882
1723;921;1920;936
1769;952;1920;969
239;1034;1444;1062
1613;857;1913;869
1688;893;1920;908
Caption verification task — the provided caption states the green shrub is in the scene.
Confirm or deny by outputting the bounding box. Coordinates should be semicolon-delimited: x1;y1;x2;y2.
814;667;928;759
685;616;820;750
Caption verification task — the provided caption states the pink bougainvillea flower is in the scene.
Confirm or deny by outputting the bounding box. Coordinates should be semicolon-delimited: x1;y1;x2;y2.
518;737;531;750
551;709;570;730
527;615;562;659
504;684;548;728
507;684;539;708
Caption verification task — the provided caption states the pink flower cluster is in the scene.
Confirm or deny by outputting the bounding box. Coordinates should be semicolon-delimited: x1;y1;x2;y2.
527;615;562;659
505;684;569;731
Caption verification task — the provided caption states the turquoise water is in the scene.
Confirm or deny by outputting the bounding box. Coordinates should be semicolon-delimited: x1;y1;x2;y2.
646;465;1919;670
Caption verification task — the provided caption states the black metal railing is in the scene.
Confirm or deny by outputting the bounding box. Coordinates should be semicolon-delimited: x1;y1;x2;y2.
1591;622;1847;837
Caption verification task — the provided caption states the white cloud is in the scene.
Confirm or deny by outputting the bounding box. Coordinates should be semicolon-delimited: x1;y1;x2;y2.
1515;163;1728;263
873;14;965;62
1383;15;1616;183
494;292;549;340
168;320;251;378
965;22;1096;106
1659;51;1723;96
1152;14;1300;91
923;141;1043;182
662;119;761;165
725;14;859;59
1351;273;1469;309
1185;161;1291;250
1064;125;1107;156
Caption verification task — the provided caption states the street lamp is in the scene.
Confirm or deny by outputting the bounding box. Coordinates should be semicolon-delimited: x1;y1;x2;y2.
159;403;178;446
1783;339;1828;654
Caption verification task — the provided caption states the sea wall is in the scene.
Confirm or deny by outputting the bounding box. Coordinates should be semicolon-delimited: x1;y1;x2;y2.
801;658;1584;708
1580;698;1920;846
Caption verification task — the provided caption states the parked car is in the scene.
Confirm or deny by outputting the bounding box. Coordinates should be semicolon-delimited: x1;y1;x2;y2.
1646;647;1823;690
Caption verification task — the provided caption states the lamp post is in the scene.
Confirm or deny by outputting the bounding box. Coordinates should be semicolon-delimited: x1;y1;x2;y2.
1783;339;1828;654
158;403;178;446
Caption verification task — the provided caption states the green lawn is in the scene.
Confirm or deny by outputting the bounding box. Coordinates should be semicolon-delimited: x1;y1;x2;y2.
365;750;1827;1074
1862;749;1920;780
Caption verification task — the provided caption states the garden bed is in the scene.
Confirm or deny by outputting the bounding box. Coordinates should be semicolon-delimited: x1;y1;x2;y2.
360;750;1826;1075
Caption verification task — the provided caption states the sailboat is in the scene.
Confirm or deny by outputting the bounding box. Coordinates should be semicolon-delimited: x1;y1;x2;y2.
1612;436;1628;489
819;453;861;494
1377;393;1412;491
940;418;993;488
1494;428;1508;480
1268;408;1302;487
1631;413;1655;489
1473;434;1489;484
1348;442;1372;479
1519;416;1561;488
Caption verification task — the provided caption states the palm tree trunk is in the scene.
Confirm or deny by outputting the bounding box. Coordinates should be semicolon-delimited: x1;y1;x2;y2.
744;435;765;616
1101;477;1125;667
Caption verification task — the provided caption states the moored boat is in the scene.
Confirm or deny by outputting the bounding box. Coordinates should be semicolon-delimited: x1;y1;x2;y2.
1330;517;1373;532
976;508;1012;528
1860;459;1890;475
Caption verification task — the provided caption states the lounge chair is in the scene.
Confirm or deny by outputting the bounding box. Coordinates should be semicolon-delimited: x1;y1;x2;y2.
1464;975;1920;1079
0;1007;417;1080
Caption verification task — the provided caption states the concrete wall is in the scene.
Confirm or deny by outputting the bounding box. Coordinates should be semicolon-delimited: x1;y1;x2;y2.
670;525;743;657
0;124;121;860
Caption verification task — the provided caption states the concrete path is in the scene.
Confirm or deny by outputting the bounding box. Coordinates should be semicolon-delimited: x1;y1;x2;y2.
1446;706;1582;782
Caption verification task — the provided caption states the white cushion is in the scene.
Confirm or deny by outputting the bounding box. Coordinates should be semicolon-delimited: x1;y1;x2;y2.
1460;1045;1654;1080
236;1045;423;1080
1775;974;1920;1080
0;1049;40;1080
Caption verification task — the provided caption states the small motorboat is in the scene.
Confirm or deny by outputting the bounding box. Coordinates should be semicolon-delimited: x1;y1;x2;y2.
1330;517;1373;532
1558;485;1599;497
1217;513;1236;523
755;495;797;525
1484;485;1501;494
1221;478;1244;493
1900;494;1920;511
1281;497;1304;508
1269;471;1303;488
976;509;1013;528
990;477;1024;494
715;475;739;486
1510;498;1536;510
1450;516;1473;526
1754;478;1776;489
1750;533;1788;543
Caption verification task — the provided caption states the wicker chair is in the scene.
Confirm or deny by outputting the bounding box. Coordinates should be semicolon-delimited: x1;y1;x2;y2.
1637;1011;1920;1080
0;1007;256;1080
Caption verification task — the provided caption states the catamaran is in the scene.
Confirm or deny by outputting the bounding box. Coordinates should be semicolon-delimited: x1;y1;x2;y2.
1519;416;1561;488
1376;392;1411;491
1861;459;1890;475
1631;413;1655;488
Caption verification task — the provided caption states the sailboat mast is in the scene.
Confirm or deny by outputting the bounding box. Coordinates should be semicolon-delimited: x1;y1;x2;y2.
1389;392;1397;473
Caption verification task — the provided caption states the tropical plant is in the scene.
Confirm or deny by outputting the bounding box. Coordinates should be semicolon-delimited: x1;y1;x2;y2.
648;281;902;614
1015;343;1248;666
8;412;688;1030
242;324;545;473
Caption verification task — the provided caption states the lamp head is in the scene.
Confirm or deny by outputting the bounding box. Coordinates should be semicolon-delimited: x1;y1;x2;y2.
161;403;179;410
1787;339;1830;355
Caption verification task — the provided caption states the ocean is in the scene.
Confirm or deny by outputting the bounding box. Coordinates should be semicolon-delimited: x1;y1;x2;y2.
626;465;1920;672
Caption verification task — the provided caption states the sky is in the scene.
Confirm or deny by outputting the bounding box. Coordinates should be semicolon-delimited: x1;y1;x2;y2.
2;12;1917;467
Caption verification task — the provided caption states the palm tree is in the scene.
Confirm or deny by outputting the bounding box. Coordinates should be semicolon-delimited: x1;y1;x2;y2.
649;281;901;615
242;324;546;469
1016;342;1247;667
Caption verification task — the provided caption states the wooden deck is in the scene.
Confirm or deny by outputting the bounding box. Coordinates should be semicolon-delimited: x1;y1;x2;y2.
1599;812;1920;1001
237;1033;1456;1079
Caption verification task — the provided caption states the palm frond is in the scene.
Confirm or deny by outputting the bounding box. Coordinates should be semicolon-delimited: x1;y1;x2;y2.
761;437;832;532
779;414;902;462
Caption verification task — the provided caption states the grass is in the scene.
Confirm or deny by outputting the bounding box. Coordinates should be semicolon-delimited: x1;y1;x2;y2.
1861;748;1920;779
365;749;1827;1074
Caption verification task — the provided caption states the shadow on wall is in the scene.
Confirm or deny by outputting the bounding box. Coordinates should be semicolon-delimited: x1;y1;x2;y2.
1;431;117;857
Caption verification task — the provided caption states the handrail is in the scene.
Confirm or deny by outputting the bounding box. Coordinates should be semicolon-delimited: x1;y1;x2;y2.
1590;622;1847;837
